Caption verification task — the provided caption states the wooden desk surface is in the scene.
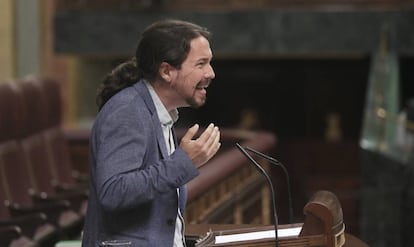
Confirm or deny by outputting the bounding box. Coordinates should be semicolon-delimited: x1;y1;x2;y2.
186;224;369;247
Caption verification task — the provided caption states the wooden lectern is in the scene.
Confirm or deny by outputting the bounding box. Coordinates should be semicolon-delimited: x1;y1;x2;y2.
190;191;368;247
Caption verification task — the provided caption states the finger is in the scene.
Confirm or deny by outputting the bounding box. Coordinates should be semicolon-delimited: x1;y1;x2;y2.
197;123;214;142
207;127;221;153
213;141;221;156
204;126;219;148
181;124;199;142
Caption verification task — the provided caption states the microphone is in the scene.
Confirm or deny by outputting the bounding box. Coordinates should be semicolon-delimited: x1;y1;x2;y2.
244;146;293;224
236;143;279;247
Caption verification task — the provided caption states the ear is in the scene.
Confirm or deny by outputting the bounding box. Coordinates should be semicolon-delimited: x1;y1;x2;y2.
159;62;176;83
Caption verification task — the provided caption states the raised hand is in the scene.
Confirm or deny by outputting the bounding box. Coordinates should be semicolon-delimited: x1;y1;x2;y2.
179;123;221;168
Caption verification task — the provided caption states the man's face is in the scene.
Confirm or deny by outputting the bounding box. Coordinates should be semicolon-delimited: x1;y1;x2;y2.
171;36;215;108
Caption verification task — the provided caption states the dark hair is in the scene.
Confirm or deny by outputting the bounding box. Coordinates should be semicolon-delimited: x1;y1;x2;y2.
96;19;211;110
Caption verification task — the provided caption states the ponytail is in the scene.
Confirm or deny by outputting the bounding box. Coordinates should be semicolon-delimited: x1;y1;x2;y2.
96;58;140;110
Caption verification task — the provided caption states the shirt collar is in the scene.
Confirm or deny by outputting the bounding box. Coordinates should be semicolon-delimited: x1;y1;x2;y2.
144;80;178;126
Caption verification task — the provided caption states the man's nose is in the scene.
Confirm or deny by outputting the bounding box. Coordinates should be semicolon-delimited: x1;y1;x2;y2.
205;64;215;79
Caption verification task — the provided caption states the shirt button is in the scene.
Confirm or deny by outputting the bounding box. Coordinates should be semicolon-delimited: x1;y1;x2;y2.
167;219;175;226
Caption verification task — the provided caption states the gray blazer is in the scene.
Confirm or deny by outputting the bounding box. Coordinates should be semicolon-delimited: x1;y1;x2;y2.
82;80;199;246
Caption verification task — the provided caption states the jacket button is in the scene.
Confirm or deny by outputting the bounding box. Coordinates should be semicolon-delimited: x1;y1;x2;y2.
167;219;175;226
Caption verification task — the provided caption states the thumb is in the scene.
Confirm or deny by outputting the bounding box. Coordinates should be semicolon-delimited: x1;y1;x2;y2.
181;124;199;142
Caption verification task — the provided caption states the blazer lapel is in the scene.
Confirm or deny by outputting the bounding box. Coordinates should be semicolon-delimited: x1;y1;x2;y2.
134;81;186;214
153;114;169;159
134;81;169;159
171;126;178;149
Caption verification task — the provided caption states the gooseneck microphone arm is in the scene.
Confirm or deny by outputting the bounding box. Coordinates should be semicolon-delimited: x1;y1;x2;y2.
244;146;293;224
236;143;279;247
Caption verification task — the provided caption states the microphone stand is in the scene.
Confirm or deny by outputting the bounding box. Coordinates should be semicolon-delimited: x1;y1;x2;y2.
236;143;279;247
244;146;294;224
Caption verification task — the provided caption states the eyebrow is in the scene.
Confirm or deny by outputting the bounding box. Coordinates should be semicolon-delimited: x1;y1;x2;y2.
195;57;211;65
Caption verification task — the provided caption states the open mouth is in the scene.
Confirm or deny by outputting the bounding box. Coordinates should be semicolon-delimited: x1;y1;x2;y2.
196;85;208;90
196;80;211;90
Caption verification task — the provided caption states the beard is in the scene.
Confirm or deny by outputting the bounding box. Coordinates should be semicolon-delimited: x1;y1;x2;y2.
186;94;207;108
173;78;210;109
184;79;209;108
